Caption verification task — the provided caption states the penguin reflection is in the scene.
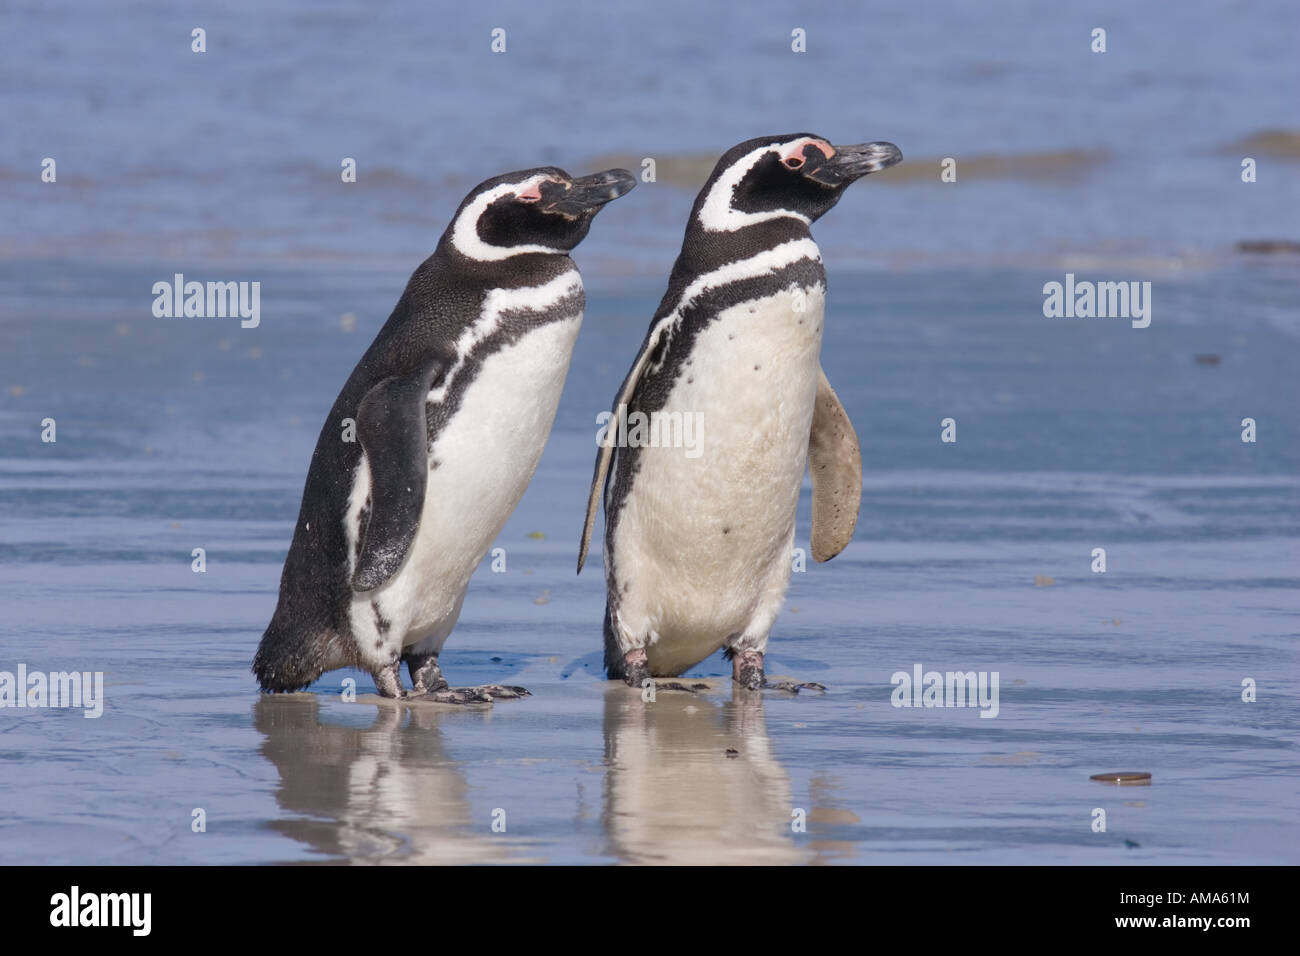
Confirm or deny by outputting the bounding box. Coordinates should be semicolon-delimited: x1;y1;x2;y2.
254;695;535;864
602;686;808;864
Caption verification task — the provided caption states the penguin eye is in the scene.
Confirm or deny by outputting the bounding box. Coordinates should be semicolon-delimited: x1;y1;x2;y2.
783;156;805;170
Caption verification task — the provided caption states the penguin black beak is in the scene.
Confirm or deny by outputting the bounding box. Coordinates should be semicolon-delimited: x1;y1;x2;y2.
547;169;637;216
807;142;903;185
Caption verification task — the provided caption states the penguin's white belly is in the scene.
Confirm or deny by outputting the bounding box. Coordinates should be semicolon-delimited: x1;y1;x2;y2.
611;284;824;672
352;314;582;660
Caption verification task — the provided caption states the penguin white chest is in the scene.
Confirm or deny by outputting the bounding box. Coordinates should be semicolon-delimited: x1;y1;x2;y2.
610;282;825;667
352;311;583;658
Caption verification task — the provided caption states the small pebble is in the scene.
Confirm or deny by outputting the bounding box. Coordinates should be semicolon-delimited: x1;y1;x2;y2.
1090;772;1151;785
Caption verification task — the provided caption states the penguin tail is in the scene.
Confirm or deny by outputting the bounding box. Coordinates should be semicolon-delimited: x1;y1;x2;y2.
252;612;342;693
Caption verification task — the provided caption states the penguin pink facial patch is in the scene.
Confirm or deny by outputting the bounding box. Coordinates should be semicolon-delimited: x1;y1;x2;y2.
516;182;544;202
780;138;833;169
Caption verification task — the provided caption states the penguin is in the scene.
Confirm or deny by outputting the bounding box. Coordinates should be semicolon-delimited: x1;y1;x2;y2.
255;165;636;702
578;134;901;691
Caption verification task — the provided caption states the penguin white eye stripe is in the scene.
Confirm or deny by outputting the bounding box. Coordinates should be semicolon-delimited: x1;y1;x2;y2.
449;176;556;261
697;142;816;233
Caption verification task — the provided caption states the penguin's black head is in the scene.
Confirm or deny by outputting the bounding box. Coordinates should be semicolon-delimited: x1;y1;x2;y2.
446;166;636;261
694;134;902;231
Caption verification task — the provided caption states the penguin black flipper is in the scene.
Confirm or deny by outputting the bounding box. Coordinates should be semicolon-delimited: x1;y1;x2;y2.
578;317;673;573
351;354;449;592
807;365;862;562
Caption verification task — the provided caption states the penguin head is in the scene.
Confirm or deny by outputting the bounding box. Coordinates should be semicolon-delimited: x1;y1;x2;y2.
695;134;902;231
446;167;636;261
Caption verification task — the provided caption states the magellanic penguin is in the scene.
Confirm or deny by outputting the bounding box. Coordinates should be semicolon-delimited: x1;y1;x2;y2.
578;134;901;691
255;166;636;702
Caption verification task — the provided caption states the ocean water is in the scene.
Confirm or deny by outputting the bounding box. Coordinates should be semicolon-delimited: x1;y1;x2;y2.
1;0;1298;865
2;0;1298;269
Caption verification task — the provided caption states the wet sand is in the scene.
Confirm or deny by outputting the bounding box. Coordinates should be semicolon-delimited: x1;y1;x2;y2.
1;261;1295;865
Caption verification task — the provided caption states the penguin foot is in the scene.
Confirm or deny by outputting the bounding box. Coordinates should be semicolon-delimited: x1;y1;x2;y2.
405;653;448;695
653;681;709;693
409;684;531;705
374;661;405;699
401;654;528;703
618;649;705;692
731;650;825;693
621;648;652;688
762;678;827;694
733;649;766;691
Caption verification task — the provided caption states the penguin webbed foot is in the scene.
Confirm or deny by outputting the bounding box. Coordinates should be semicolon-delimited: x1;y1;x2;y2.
632;679;707;693
655;680;709;693
761;678;826;694
409;684;531;705
377;656;529;703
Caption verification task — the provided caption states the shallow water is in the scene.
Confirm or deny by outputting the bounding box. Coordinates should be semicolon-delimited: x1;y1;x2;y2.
1;261;1296;864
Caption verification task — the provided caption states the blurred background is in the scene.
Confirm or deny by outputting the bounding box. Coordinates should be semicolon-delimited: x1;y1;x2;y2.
2;0;1297;270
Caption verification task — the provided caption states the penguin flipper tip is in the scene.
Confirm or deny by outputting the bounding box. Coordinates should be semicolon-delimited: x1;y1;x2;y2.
350;567;380;592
